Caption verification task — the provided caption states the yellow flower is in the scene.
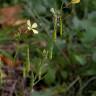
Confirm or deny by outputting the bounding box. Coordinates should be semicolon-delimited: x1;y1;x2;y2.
27;20;38;34
71;0;80;4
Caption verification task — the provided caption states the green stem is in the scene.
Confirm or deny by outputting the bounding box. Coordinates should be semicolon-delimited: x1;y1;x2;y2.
60;16;63;38
53;16;57;41
23;45;30;77
27;46;30;73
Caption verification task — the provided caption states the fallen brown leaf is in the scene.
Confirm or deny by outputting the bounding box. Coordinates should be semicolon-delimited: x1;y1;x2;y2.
0;5;26;26
0;55;22;68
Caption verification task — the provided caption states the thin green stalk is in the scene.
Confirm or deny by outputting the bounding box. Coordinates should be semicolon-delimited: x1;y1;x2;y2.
49;45;53;60
0;58;2;85
60;16;63;38
84;0;89;19
27;46;30;73
53;16;57;41
23;45;30;77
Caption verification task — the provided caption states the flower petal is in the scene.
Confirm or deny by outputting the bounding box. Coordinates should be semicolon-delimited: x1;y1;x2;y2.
27;20;31;26
27;26;32;30
32;23;38;28
32;29;39;34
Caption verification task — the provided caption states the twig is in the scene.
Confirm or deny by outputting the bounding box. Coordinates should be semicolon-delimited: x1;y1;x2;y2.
64;76;80;93
78;76;96;95
9;80;17;96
